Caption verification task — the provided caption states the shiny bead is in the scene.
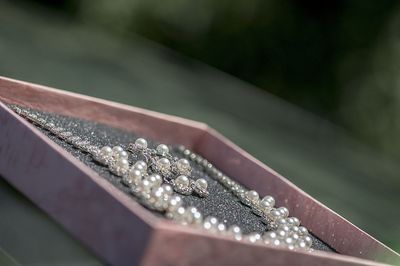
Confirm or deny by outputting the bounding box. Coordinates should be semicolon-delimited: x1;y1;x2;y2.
161;184;173;195
156;144;169;155
298;226;308;235
175;175;190;188
100;146;113;158
203;216;218;231
269;209;283;220
246;190;259;203
135;138;148;149
228;225;242;241
277;207;289;218
292;217;300;226
263;231;277;244
157;158;171;171
129;169;142;183
217;223;226;233
195;178;208;190
246;233;261;243
168;195;182;211
261;195;275;207
147;174;162;186
176;158;191;175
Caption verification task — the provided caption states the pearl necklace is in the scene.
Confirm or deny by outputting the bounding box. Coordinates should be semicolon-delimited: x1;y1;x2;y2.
11;105;313;251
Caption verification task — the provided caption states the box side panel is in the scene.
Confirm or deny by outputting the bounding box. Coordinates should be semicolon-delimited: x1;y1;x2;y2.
194;129;400;264
0;103;154;266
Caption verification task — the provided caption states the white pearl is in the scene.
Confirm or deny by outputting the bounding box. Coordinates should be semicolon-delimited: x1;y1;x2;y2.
134;160;147;169
217;223;226;233
161;184;173;195
157;158;171;170
303;236;313;248
292;217;300;226
147;174;162;186
128;168;142;183
116;158;129;170
176;158;191;174
259;198;273;212
246;190;259;202
278;207;289;218
228;225;242;240
261;195;275;207
276;229;287;238
156;144;169;155
246;233;261;243
263;231;278;244
298;226;308;235
168;195;182;211
135;138;148;149
100;146;113;157
203;216;218;231
112;145;123;154
175;175;190;188
270;209;283;220
195;178;208;190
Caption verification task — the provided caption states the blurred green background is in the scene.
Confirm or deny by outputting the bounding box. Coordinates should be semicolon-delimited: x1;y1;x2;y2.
1;0;400;264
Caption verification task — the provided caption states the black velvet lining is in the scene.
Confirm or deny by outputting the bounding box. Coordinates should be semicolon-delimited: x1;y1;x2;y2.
16;106;335;252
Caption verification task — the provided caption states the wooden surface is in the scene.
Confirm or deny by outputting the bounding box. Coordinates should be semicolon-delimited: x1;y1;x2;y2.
0;80;398;266
0;1;400;265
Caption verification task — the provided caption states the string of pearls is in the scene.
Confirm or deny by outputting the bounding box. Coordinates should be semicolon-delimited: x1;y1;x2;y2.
11;105;313;252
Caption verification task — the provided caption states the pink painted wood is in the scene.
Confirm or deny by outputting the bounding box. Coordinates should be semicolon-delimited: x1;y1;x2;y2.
0;76;398;265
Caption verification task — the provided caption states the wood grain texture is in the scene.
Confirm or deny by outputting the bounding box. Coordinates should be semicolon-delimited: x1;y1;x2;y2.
0;76;399;265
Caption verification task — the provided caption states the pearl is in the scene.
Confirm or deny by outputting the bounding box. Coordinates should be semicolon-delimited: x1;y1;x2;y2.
134;160;147;169
161;184;173;195
116;158;129;171
276;229;287;238
259;198;273;212
168;195;182;211
129;168;142;183
278;207;289;218
157;158;171;171
246;233;261;243
135;138;148;149
298;226;308;235
217;223;226;233
263;231;278;244
203;216;218;231
261;195;275;207
156;144;169;155
176;158;191;174
147;174;162;186
246;190;259;203
175;175;190;188
195;178;208;190
270;209;282;220
292;217;300;226
112;146;123;156
100;146;113;158
228;225;242;240
304;236;313;248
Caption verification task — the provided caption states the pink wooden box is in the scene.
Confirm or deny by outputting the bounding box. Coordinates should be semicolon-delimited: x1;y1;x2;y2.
0;76;398;266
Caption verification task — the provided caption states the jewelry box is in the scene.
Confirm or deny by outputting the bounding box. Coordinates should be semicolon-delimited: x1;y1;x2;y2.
0;76;398;266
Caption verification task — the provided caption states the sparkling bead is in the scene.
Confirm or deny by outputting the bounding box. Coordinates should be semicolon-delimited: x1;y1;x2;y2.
176;158;191;175
156;144;169;155
277;207;289;218
228;225;242;241
195;178;208;190
135;138;148;149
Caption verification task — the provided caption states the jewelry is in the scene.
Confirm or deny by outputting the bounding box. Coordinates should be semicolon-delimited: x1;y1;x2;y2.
10;105;313;251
